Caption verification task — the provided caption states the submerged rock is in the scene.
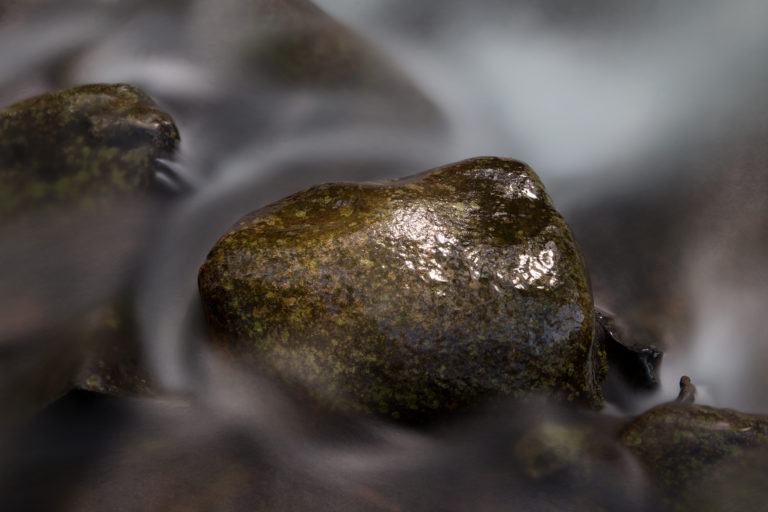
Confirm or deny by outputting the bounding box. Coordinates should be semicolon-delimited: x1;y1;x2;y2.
73;303;154;398
0;83;180;222
620;402;768;506
504;410;657;511
687;444;768;512
198;157;605;420
0;83;181;416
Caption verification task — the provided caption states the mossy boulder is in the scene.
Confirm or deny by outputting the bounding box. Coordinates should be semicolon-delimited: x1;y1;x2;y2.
0;83;180;222
620;402;768;507
198;157;604;420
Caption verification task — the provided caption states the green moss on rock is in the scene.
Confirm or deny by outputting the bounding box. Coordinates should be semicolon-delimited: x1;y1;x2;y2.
0;83;180;222
198;157;604;420
620;402;768;507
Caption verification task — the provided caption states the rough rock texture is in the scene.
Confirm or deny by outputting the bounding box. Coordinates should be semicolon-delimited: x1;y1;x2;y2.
199;157;604;420
620;402;768;508
0;83;180;222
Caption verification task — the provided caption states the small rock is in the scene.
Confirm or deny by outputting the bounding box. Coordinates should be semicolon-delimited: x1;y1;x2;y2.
198;156;605;421
620;402;768;506
676;375;696;403
595;309;662;410
73;303;154;397
0;83;180;222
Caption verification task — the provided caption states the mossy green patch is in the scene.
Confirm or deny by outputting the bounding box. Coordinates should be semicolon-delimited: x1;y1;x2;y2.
199;157;604;421
0;83;180;223
620;402;768;509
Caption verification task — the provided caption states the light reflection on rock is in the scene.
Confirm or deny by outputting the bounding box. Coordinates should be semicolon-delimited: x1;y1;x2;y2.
198;156;603;420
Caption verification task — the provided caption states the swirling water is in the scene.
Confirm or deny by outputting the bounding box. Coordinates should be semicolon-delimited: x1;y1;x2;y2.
1;0;768;510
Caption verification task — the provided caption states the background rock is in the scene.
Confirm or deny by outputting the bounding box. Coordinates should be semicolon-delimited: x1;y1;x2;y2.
620;402;768;507
0;83;180;222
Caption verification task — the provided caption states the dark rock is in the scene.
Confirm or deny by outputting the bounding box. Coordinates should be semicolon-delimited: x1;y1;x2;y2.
0;83;180;223
620;402;768;506
686;444;768;512
676;376;696;403
198;156;605;421
595;309;662;410
0;203;158;430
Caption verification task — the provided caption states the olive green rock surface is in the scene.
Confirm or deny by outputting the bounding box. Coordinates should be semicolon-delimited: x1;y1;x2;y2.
198;157;604;420
687;444;768;512
620;402;768;508
0;83;180;222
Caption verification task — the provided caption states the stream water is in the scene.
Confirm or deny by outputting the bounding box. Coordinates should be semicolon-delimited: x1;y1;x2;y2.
1;0;768;510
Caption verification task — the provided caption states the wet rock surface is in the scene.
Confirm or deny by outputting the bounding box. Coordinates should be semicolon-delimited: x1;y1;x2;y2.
199;156;604;420
0;83;180;223
595;309;662;410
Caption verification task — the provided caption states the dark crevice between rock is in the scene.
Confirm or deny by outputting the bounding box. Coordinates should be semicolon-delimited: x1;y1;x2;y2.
596;309;662;411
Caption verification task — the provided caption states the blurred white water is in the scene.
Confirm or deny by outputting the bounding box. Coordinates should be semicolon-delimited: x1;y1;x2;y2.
317;0;768;186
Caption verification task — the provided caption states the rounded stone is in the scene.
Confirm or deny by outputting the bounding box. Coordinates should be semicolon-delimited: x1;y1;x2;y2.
198;156;604;420
620;402;768;504
0;83;180;222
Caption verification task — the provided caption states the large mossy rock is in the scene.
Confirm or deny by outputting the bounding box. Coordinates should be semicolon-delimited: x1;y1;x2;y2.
0;83;180;222
198;157;604;420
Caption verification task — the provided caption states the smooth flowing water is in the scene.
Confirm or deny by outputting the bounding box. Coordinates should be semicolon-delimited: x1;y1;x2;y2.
1;1;768;510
